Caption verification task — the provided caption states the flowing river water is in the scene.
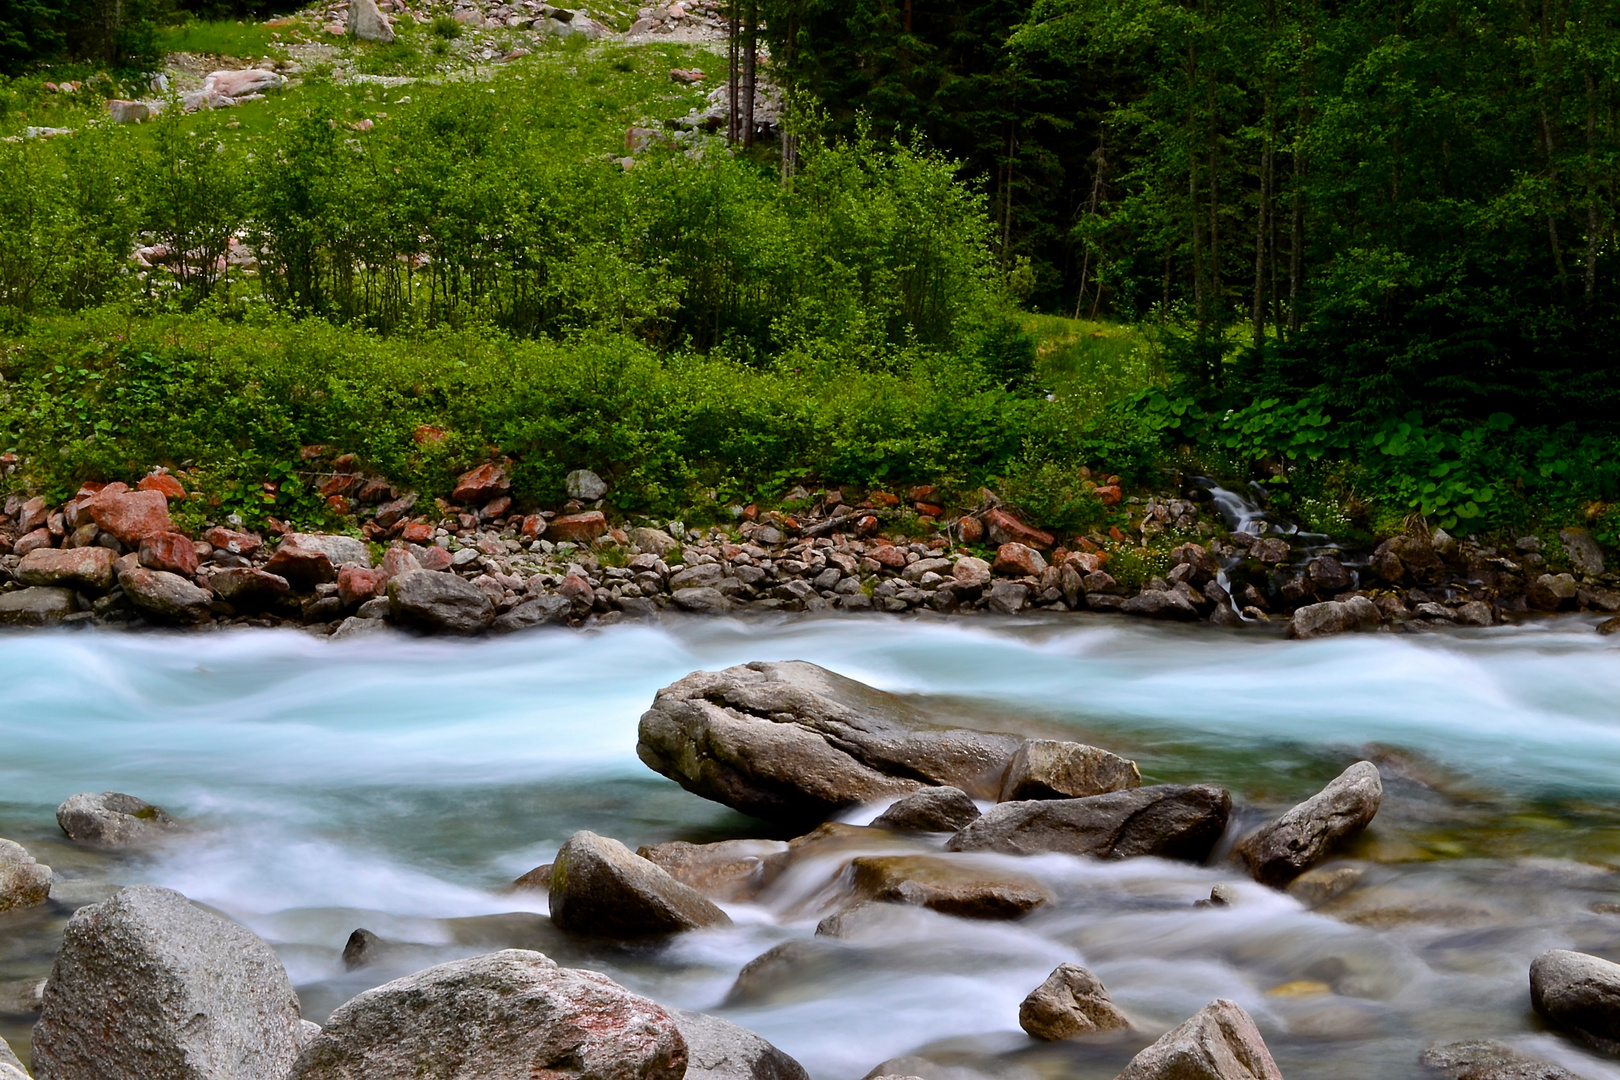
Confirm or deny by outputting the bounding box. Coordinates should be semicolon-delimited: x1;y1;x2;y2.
3;615;1620;1079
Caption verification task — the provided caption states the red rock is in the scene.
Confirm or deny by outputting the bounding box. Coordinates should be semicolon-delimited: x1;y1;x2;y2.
415;545;454;572
984;509;1054;549
609;528;629;545
957;516;985;543
47;512;65;539
481;495;512;519
18;497;48;534
1108;526;1126;542
412;424;446;445
452;463;510;504
994;542;1048;577
869;545;908;569
374;494;419;528
204;527;263;557
338;564;386;606
741;504;759;521
400;521;435;544
915;502;943;517
1094;485;1122;507
855;515;880;538
264;543;335;590
549;511;607;544
210;567;291;608
137;473;187;500
17;546;117;592
868;491;900;508
300;444;328;461
327;495;352;515
558;574;594;608
908;485;936;501
382;546;422;578
320;474;361;498
331;454;358;473
521;514;548;540
89;489;173;545
1067;552;1102;574
140;532;200;576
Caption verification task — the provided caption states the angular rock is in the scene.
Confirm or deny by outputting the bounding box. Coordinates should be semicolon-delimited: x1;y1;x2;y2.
346;0;395;41
264;544;335;590
1018;963;1130;1041
635;838;788;901
998;739;1140;801
210;568;290;608
57;791;178;849
567;469;609;501
0;586;79;625
17;547;117;593
203;69;284;98
140;532;199;577
872;787;982;833
1561;527;1606;577
118;565;212;622
107;99;150;123
336;564;385;607
1234;761;1382;887
549;830;731;938
849;854;1052;919
987;580;1029;614
204;527;263;557
674;586;731;613
1306;555;1352;593
492;594;573;632
550;511;608;544
1122;589;1199;620
0;838;52;912
288;950;685;1080
952;556;992;590
288;533;370;569
0;1036;25;1080
1529;573;1580;612
946;784;1232;862
631;527;680;557
993;543;1047;578
32;885;310;1080
88;488;173;545
984;509;1054;549
1530;949;1620;1054
637;661;1024;824
137;474;187;500
451;463;510;504
387;569;494;634
672;1010;808;1080
1115;999;1282;1080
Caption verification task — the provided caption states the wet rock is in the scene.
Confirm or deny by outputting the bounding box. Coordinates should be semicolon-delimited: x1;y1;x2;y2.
118;565;212;622
210;567;290;608
671;1008;809;1080
341;928;396;971
1286;864;1364;908
1115;999;1282;1080
492;594;572;632
32;885;311;1080
549;830;731;938
1288;598;1379;638
1599;616;1620;636
567;469;608;501
1235;762;1383;888
946;784;1232;862
987;580;1029;614
1530;949;1620;1055
998;739;1140;801
451;463;510;504
0;838;51;912
674;586;731;613
57;792;178;848
550;511;608;544
87;488;172;546
1422;1040;1585;1080
1306;556;1353;593
1018;963;1130;1041
17;547;117;593
1251;537;1291;564
850;854;1052;919
872;787;982;833
636;661;1022;824
0;587;80;626
1122;589;1199;620
387;569;494;634
288;950;686;1080
1529;573;1580;612
635;838;788;901
1561;528;1606;577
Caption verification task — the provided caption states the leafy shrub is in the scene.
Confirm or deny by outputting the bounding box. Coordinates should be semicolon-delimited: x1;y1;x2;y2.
430;14;462;38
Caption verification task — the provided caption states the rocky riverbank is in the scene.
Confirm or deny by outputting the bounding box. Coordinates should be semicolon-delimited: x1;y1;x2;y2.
0;453;1616;638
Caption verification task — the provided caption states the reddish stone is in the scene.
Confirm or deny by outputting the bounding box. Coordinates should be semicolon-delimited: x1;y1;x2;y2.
994;542;1048;577
74;482;108;500
452;463;510;504
204;527;263;557
381;546;422;578
17;496;48;534
299;444;328;461
137;473;187;500
855;515;880;538
361;522;388;541
868;491;900;508
15;529;53;556
374;494;418;528
210;567;291;608
481;495;513;519
320;474;361;498
47;512;65;539
264;542;336;590
1108;525;1126;542
400;521;435;543
89;489;173;545
140;532;199;576
908;485;936;501
915;502;943;517
1068;552;1103;574
957;516;985;543
741;504;759;521
17;546;117;592
415;545;454;572
557;574;594;608
412;424;446;446
331;454;358;473
327;495;353;515
1094;485;1123;507
549;511;607;544
869;545;909;569
520;514;548;540
1077;537;1100;553
608;528;629;545
338;564;386;606
984;509;1054;550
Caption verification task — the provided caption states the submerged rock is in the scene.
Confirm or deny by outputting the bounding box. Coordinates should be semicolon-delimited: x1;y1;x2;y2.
0;839;52;912
671;1008;809;1080
849;854;1053;919
1530;949;1620;1055
872;787;982;833
1422;1040;1586;1080
289;950;686;1080
636;661;1022;824
32;885;312;1080
1115;999;1283;1080
1234;761;1383;887
550;830;731;937
57;791;178;848
997;739;1140;801
636;838;788;901
1018;963;1130;1041
947;785;1232;862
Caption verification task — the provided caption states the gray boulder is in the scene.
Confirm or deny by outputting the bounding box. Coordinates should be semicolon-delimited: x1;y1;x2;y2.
673;586;731;613
1530;949;1620;1054
1115;999;1283;1080
637;661;1023;824
1561;527;1606;576
566;469;608;501
549;830;731;938
671;1009;809;1080
283;533;370;569
0;587;79;626
872;787;982;833
345;0;394;41
946;785;1232;862
388;569;494;634
1234;761;1382;887
998;739;1140;801
1288;598;1379;639
0;838;51;912
289;950;687;1080
492;594;572;633
31;885;312;1080
1122;589;1199;620
118;565;212;623
1018;963;1129;1040
57;791;178;848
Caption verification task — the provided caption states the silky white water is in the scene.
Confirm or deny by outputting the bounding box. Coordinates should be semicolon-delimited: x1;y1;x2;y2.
3;614;1620;1078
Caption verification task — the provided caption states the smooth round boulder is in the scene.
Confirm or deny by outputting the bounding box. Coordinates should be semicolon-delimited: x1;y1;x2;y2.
1019;963;1130;1040
549;830;731;938
387;569;495;634
0;839;52;912
670;1008;808;1080
1530;949;1620;1054
1234;761;1382;887
288;950;686;1080
871;787;982;833
57;791;178;849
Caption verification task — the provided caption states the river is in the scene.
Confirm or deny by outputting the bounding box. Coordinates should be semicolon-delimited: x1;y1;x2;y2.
3;614;1620;1079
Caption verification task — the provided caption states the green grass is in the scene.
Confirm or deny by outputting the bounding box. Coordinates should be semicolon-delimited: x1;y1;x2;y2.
161;19;290;59
1024;312;1160;413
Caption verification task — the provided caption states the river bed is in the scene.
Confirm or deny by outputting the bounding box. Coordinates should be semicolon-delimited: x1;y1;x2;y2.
3;614;1620;1078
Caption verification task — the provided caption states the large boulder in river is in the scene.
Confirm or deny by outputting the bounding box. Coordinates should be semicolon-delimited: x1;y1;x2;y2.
1233;761;1382;887
1115;999;1283;1080
31;885;313;1080
1529;949;1620;1055
57;791;178;848
289;950;686;1080
872;787;982;833
550;830;731;938
1018;963;1130;1041
636;661;1023;824
387;569;494;634
0;838;52;912
947;785;1231;862
998;739;1140;801
671;1008;808;1080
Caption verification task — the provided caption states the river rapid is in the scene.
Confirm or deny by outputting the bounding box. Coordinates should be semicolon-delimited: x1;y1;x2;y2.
3;614;1620;1079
